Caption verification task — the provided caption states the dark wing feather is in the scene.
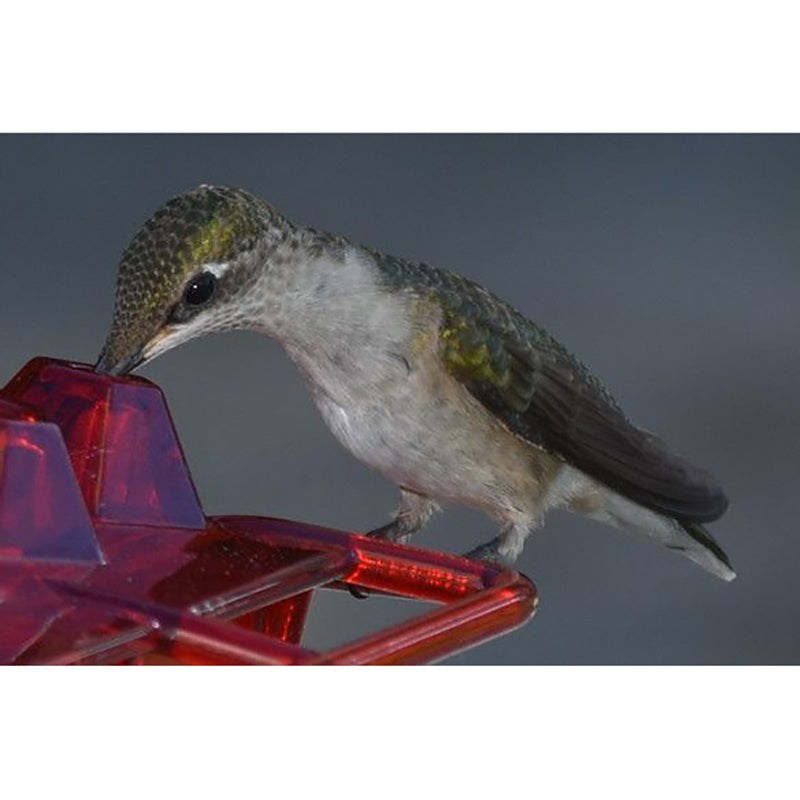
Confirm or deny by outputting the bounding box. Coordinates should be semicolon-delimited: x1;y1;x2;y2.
430;273;728;523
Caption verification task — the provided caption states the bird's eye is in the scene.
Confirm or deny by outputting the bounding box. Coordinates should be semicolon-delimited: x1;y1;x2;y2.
183;271;217;306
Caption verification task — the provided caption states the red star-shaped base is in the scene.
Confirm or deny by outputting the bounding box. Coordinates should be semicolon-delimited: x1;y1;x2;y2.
0;358;537;665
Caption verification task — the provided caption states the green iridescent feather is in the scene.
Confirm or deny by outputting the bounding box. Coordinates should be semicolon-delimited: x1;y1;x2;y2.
372;249;727;523
371;249;617;414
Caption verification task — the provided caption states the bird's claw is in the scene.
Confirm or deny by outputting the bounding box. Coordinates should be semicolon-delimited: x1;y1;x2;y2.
348;584;370;600
462;543;511;566
364;522;401;541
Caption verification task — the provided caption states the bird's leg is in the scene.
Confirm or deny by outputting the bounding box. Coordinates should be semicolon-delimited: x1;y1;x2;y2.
349;490;439;599
463;521;527;566
366;488;440;543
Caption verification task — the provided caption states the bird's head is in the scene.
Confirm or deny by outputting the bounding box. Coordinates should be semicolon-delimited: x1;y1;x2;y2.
96;185;282;375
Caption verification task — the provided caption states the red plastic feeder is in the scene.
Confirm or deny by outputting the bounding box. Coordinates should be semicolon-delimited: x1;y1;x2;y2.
0;358;538;665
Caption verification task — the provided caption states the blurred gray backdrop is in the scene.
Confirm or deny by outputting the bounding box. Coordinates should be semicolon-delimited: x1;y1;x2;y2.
0;134;796;664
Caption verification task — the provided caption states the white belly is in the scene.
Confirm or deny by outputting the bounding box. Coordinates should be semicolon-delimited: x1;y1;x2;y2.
311;360;553;520
272;246;556;521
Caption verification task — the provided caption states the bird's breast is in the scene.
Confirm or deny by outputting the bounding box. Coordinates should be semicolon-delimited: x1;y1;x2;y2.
270;247;552;514
302;336;552;517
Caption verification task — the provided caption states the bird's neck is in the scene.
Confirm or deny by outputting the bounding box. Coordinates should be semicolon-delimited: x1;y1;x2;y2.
249;231;415;399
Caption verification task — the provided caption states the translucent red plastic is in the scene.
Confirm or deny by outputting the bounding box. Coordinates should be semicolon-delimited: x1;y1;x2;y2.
0;358;538;665
4;358;204;528
0;404;103;565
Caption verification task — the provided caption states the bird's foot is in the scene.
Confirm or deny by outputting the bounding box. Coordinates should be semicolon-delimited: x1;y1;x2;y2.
365;490;439;543
462;540;514;567
365;520;406;542
351;491;439;599
348;521;410;598
348;584;370;600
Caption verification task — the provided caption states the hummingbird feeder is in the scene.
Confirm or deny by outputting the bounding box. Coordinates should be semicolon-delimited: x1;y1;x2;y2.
0;358;537;665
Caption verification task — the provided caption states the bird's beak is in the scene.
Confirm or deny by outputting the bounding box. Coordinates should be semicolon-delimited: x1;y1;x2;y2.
95;327;178;376
95;347;147;376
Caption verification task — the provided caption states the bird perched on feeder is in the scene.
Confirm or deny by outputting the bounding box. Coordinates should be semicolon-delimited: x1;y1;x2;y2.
96;185;734;580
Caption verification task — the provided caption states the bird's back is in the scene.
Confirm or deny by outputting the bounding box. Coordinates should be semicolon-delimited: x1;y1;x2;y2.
367;246;728;525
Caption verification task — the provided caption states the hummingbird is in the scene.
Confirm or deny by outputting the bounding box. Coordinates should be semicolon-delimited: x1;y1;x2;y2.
96;185;734;580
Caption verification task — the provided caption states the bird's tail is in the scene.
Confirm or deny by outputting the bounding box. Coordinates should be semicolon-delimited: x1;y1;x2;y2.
565;468;736;581
671;520;736;582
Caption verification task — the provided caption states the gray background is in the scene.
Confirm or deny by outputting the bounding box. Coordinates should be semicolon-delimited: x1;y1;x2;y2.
0;135;796;664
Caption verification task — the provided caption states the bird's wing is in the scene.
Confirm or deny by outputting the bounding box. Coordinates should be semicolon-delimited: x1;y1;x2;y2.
432;276;728;523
